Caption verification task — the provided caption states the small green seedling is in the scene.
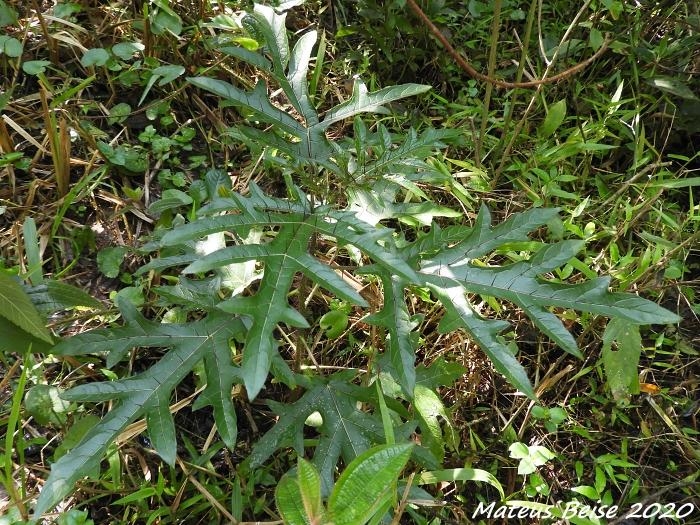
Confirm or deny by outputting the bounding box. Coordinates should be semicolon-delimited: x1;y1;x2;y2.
531;405;567;433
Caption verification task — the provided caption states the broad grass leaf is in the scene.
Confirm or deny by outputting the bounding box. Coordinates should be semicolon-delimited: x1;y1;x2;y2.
276;475;309;525
414;468;504;500
23;217;43;285
297;458;324;523
571;485;600;500
327;443;413;525
147;188;193;216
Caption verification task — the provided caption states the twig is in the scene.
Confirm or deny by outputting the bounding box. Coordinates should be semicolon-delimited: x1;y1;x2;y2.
405;0;611;89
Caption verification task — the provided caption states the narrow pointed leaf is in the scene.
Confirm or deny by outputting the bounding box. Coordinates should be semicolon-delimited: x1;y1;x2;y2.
135;253;200;275
238;125;331;164
183;245;272;274
192;343;239;450
287;30;319;124
424;241;679;325
413;384;448;462
317;81;431;131
359;128;452;181
516;299;581;357
414;468;504;500
52;298;186;366
0;273;53;343
220;45;271;71
364;271;417;396
249;4;289;71
462;268;677;325
428;206;561;265
539;99;567;137
294;253;367;306
187;78;301;136
147;394;177;466
430;284;536;398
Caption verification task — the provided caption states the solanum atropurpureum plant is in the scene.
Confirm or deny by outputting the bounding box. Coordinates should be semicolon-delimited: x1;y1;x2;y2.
33;2;679;518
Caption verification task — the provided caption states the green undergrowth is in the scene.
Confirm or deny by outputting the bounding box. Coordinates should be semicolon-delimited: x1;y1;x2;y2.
0;0;698;524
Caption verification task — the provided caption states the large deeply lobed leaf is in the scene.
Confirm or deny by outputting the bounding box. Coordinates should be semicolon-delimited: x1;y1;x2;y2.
34;300;244;518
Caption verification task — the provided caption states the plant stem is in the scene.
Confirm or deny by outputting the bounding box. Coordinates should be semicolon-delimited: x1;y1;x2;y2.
477;0;502;168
